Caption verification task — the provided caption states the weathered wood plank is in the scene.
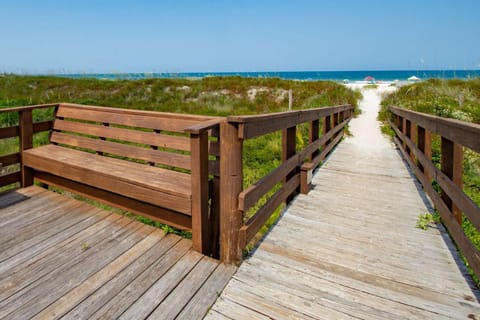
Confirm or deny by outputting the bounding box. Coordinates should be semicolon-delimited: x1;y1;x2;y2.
177;263;237;320
54;118;191;151
90;239;193;319
51;131;191;170
62;234;182;319
146;256;219;319
116;250;203;320
33;229;165;319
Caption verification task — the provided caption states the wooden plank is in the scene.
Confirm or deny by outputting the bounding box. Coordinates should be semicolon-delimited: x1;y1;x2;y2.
23;145;192;214
0;125;19;139
146;256;219;319
32;120;53;133
219;121;243;264
54;119;191;151
56;105;206;133
34;172;192;230
0;207;109;273
90;239;193;319
51;131;192;170
390;106;480;153
191;131;211;255
208;297;271;320
59;103;218;122
5;223;153;320
0;153;21;167
220;279;319;319
0;171;21;188
116;250;204;320
239;174;300;248
0;214;132;303
61;234;182;319
177;263;237;320
0;103;58;114
416;125;431;178
231;105;353;140
33;229;166;320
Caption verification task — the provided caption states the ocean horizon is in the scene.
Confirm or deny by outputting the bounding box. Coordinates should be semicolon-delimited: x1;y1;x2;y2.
56;69;480;82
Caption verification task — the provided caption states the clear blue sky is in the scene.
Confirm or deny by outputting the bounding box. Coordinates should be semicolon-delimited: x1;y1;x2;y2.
1;0;479;73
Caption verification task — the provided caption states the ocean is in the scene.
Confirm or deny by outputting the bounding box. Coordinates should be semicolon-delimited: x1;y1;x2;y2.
60;70;480;82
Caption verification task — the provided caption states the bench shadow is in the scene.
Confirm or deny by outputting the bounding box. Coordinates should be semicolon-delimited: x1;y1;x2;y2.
0;190;30;209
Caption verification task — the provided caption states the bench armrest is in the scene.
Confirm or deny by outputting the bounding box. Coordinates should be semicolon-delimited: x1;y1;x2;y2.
184;119;221;134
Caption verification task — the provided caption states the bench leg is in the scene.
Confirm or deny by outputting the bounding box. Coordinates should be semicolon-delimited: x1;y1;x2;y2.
191;131;211;255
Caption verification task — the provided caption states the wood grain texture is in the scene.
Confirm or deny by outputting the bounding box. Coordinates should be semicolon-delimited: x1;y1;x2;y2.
207;95;480;319
0;187;234;320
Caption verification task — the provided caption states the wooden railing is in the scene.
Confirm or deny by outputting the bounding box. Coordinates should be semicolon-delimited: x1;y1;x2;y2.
219;105;354;263
388;106;480;278
0;104;58;189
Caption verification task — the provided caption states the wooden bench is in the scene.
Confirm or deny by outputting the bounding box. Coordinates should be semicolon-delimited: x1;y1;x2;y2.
21;103;221;255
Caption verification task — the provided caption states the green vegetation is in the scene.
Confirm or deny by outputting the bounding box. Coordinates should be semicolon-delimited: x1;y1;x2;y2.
380;78;480;284
379;78;480;124
0;75;358;248
416;212;440;230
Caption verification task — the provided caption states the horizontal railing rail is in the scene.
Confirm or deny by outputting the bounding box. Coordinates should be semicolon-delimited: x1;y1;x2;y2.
0;104;59;190
220;104;355;263
389;106;480;278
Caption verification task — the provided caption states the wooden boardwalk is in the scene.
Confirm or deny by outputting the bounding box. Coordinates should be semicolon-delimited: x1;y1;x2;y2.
0;186;235;320
206;86;480;319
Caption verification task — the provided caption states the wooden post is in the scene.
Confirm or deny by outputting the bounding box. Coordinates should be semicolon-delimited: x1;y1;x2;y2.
323;115;332;149
191;131;211;255
220;121;243;264
404;119;411;156
417;126;432;180
283;126;297;204
309;119;319;161
19;110;34;187
333;112;340;127
441;137;463;224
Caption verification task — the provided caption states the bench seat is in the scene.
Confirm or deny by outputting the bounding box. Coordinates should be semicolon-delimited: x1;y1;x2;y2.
23;144;192;215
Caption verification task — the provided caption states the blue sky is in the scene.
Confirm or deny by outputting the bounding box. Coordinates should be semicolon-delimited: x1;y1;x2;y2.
1;0;479;73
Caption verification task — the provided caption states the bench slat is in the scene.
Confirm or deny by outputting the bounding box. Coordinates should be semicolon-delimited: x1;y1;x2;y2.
57;106;201;133
23;145;192;214
54;119;191;152
51;132;191;170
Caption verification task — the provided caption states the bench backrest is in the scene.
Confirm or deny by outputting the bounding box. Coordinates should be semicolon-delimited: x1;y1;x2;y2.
50;104;220;175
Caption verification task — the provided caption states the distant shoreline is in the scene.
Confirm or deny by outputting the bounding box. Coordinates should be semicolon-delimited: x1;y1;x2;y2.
32;69;480;82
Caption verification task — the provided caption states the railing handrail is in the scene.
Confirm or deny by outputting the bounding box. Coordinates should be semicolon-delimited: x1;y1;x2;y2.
388;105;480;279
220;104;354;263
0;103;59;114
228;105;353;139
390;106;480;153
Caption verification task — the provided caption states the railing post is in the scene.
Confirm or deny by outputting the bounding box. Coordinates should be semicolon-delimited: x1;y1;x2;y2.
283;126;297;204
309;119;319;161
404;119;411;156
220;121;243;264
19;110;34;187
417;126;432;180
191;131;211;256
441;137;463;224
323;114;332;149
